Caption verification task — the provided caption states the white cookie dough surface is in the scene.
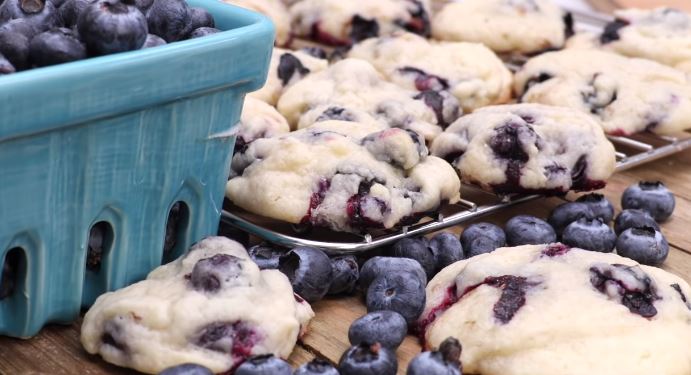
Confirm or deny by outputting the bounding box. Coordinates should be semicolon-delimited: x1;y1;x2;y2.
223;0;291;46
601;8;691;73
347;32;513;112
81;237;314;374
432;0;572;54
418;244;691;375
289;0;431;46
249;47;328;106
515;49;691;135
235;97;290;154
430;104;615;194
226;121;461;233
277;58;461;142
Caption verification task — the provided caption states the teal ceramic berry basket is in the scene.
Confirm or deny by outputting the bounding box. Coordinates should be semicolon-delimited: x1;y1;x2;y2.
0;1;274;338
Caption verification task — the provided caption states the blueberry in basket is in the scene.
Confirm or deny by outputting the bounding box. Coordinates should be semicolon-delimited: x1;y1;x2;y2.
0;0;220;73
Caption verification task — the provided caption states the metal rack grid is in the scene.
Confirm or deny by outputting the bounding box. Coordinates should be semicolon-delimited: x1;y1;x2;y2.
221;8;691;254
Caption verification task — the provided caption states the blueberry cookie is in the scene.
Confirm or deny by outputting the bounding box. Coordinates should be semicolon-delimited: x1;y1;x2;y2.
226;121;461;233
249;47;328;106
289;0;431;46
515;49;691;135
432;0;573;54
277;58;461;142
417;243;691;375
347;32;513;112
81;237;314;374
430;104;616;194
598;8;691;73
223;0;291;46
235;97;290;154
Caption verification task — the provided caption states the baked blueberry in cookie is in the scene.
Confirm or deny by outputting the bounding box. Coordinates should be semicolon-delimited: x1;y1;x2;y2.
417;244;691;375
347;32;513;112
81;237;314;374
227;121;461;233
277;58;460;142
515;49;691;135
289;0;430;47
432;0;572;54
431;104;616;194
249;47;328;106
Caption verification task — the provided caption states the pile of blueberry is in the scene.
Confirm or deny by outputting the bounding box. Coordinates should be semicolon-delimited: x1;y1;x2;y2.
0;0;219;74
452;181;674;266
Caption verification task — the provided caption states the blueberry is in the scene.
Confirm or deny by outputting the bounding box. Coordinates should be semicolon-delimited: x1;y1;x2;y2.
600;19;629;44
358;256;427;292
576;193;615;223
328;255;359;295
616;227;669;266
349;15;378;42
293;359;339;375
407;337;462;375
547;202;595;236
0;53;16;74
0;29;29;70
278;52;310;86
86;222;108;271
388;237;436;279
129;0;152;11
366;271;426;325
187;26;219;39
562;218;616;252
278;247;332;303
29;28;86;67
621;181;675;222
0;0;60;33
78;0;147;56
146;0;189;42
190;254;246;292
348;310;407;349
142;33;165;47
59;0;94;28
247;243;283;270
504;215;556;246
460;222;506;258
194;321;260;355
338;343;397;375
614;209;660;235
300;46;327;59
159;363;213;375
235;354;292;375
0;18;37;39
47;0;67;8
182;6;213;35
428;232;463;273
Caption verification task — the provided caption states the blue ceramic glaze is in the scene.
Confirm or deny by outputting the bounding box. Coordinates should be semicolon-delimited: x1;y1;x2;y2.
0;0;274;338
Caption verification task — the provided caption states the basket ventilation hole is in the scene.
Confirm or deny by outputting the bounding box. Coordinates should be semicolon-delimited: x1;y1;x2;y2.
1;248;25;300
86;221;114;273
162;201;189;264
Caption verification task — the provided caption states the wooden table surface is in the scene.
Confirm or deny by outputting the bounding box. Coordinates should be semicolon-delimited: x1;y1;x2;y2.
1;144;690;374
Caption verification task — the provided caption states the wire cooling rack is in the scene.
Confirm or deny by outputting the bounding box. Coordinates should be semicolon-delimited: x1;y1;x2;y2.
221;8;691;254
